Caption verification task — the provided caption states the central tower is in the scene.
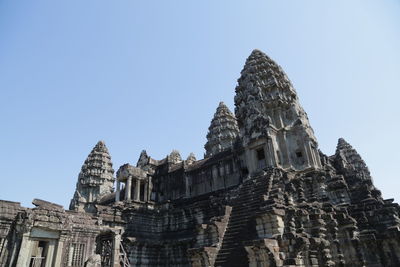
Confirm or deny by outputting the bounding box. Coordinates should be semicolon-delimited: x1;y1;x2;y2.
234;49;321;172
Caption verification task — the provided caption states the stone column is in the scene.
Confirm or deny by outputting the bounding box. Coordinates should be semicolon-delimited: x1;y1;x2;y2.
115;180;121;202
303;140;314;168
144;180;149;202
148;177;153;201
245;148;256;174
266;138;276;167
16;233;32;267
282;131;291;168
185;174;190;198
44;239;56;266
53;235;67;267
134;179;141;201
275;108;284;128
308;141;317;166
112;232;121;267
126;176;132;201
303;140;312;168
270;134;282;167
8;230;20;265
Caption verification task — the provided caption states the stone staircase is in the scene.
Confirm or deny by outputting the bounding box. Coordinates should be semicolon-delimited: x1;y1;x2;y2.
214;169;274;267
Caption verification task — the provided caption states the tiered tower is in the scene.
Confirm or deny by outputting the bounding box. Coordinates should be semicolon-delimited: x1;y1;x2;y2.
334;138;382;201
204;102;239;158
334;138;371;179
234;49;321;172
69;141;115;213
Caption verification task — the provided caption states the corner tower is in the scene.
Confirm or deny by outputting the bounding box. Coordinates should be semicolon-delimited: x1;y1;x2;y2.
69;141;115;213
234;49;321;172
204;102;239;158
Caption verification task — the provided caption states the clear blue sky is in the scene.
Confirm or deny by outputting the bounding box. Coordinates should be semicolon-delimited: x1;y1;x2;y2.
1;1;399;208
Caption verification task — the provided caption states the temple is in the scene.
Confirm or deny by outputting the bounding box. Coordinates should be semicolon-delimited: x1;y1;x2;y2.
1;49;399;267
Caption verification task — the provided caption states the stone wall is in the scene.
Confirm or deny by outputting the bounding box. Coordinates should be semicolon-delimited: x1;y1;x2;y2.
0;199;125;267
121;193;231;267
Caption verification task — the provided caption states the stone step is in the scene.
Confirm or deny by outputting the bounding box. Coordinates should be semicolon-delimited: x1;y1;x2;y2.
226;222;248;229
229;215;250;221
214;172;275;266
220;242;239;248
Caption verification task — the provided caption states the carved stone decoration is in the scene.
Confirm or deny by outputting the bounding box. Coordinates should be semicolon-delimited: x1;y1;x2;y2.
334;138;371;180
136;150;149;168
69;141;115;213
334;138;382;202
168;150;182;164
234;49;322;171
204;102;239;158
84;254;101;267
186;153;197;165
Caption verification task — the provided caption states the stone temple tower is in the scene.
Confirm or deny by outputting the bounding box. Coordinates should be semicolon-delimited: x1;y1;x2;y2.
69;141;115;213
2;49;400;267
204;102;239;158
235;49;321;172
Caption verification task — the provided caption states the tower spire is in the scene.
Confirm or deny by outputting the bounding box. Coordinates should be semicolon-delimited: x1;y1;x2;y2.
204;102;239;158
234;49;321;171
334;138;371;180
334;138;382;201
69;141;115;213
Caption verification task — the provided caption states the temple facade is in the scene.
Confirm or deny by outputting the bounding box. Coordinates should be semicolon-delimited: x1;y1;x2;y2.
1;49;399;267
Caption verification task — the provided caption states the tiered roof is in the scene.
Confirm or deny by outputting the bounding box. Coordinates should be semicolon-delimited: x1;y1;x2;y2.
204;102;239;158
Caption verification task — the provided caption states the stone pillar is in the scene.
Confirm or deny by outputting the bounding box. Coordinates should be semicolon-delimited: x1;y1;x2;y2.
115;180;120;202
270;134;281;167
126;176;132;201
282;131;292;168
308;140;322;168
44;239;56;266
303;139;317;169
301;140;312;168
16;233;31;267
185;174;190;198
266;138;276;167
148;177;153;201
8;230;20;266
112;232;121;267
144;180;149;202
54;235;66;267
275;108;284;129
245;148;256;173
307;141;316;166
134;179;141;201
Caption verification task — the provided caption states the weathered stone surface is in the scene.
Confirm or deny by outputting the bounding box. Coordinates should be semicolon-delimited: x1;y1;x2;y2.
32;198;64;212
69;140;115;213
0;49;399;267
205;102;239;158
235;49;321;172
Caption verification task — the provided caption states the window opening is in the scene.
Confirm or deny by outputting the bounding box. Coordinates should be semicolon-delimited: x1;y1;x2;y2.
256;148;266;160
256;148;266;169
29;240;48;267
67;243;85;267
